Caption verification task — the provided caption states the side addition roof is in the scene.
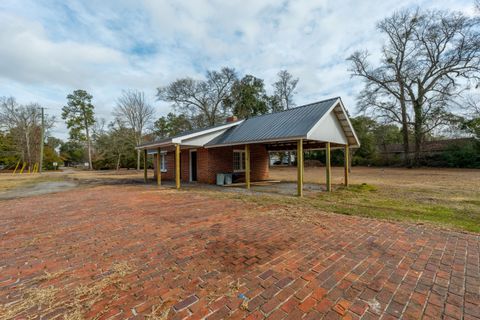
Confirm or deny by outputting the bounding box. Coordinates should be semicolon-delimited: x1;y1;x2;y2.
136;120;243;150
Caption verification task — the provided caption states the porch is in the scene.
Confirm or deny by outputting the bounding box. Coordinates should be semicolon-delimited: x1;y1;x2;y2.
137;97;359;196
142;139;351;197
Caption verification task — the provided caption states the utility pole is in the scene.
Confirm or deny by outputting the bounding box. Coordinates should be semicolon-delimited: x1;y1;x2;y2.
39;107;45;173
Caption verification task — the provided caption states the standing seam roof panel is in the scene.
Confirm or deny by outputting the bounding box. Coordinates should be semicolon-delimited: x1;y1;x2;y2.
206;98;338;146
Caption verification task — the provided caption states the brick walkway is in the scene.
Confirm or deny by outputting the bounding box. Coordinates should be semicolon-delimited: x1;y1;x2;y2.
0;186;478;319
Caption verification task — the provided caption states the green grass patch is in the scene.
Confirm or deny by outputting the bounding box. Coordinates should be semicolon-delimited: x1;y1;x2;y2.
344;183;378;193
217;183;480;233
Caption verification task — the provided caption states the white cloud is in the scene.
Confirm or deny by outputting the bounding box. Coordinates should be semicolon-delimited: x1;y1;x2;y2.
0;0;475;139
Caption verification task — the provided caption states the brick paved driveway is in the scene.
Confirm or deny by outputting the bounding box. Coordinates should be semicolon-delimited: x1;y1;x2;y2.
0;186;479;319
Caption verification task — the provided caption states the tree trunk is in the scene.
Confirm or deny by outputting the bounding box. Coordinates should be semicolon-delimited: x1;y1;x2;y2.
412;100;423;167
400;104;410;167
25;129;31;169
116;154;121;171
85;122;93;170
399;85;410;167
136;134;142;171
137;150;141;171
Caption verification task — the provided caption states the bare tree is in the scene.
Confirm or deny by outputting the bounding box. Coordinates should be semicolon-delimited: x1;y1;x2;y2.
464;95;480;116
272;70;299;111
407;10;480;164
349;10;419;166
157;67;237;127
0;97;54;168
114;90;155;170
272;70;299;165
349;8;480;166
454;94;480;138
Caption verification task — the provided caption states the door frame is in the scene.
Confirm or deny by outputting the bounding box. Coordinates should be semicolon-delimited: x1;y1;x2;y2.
189;149;197;182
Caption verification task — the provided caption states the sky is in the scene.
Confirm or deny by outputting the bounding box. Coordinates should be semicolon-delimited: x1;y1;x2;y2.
0;0;475;139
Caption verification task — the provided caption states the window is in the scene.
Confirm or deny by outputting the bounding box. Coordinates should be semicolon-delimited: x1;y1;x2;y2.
160;153;167;172
233;150;246;172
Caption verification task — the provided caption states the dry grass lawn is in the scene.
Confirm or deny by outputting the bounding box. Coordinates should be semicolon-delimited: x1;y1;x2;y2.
0;169;145;192
1;166;479;232
0;173;64;192
256;166;480;232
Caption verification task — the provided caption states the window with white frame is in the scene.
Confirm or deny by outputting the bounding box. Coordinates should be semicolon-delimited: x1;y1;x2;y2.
160;153;167;172
233;150;246;172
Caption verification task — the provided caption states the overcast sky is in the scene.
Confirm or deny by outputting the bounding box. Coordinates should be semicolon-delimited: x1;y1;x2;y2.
0;0;475;139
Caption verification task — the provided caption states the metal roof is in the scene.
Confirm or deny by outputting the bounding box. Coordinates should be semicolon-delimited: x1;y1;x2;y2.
137;120;242;149
137;96;360;150
206;97;339;147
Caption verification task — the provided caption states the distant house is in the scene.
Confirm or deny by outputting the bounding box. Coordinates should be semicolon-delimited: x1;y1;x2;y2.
137;97;360;195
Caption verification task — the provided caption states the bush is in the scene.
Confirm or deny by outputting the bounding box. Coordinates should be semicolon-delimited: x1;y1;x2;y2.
440;140;480;168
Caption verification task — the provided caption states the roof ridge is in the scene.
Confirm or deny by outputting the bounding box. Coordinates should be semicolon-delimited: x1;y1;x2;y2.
238;96;340;122
138;96;342;149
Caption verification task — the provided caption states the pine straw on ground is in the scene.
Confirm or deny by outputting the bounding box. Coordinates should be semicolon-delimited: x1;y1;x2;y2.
145;301;173;320
1;262;135;320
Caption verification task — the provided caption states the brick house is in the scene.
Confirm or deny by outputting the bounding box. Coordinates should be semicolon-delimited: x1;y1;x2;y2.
137;97;360;196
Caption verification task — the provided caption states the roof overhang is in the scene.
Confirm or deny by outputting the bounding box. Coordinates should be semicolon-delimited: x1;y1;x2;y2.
205;135;307;148
136;139;174;150
136;120;243;150
136;97;360;150
171;120;243;144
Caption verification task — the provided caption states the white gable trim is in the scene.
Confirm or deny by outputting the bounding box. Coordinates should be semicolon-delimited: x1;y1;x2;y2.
306;98;360;147
171;120;243;144
336;99;360;147
137;140;174;149
180;128;233;147
307;109;349;145
306;98;341;140
137;120;243;149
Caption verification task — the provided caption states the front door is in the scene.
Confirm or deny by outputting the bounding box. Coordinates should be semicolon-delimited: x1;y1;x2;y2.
190;151;197;182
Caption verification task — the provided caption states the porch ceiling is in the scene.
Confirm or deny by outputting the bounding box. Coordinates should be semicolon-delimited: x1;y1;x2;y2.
265;139;346;151
145;139;347;153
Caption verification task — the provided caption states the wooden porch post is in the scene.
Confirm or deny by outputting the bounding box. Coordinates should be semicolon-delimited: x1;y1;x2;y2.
326;142;331;192
297;139;303;197
156;147;161;186
245;144;251;189
175;144;181;189
344;144;349;187
143;149;148;183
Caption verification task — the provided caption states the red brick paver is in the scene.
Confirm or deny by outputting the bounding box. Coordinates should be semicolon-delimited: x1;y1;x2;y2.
0;185;479;319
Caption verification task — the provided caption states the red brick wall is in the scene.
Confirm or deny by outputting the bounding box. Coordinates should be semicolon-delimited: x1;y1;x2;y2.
197;148;210;183
201;146;235;184
153;152;175;180
153;154;158;179
152;144;269;184
250;144;270;181
181;149;189;181
199;144;269;184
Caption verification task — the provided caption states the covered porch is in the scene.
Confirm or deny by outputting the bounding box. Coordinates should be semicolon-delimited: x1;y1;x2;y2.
138;97;359;196
141;139;350;197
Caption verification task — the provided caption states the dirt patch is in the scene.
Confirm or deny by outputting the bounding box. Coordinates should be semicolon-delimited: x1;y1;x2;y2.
0;181;78;200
